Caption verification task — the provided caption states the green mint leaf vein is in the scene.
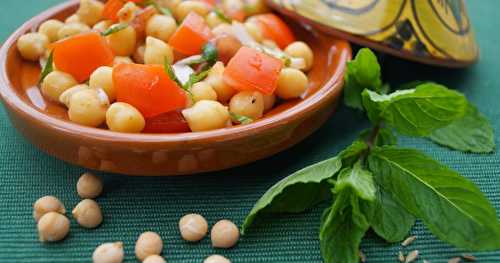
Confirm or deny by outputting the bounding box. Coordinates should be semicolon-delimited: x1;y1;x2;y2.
38;50;54;84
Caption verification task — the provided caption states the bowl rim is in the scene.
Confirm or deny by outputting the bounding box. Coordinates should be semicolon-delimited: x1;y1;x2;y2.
0;0;351;145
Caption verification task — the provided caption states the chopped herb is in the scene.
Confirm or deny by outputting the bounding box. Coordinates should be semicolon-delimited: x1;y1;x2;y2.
189;43;219;67
163;57;183;88
183;70;209;90
230;112;253;124
101;23;128;36
141;0;173;16
214;8;232;23
38;51;54;84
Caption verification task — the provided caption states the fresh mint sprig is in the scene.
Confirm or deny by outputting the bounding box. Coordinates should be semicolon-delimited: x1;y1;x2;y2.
241;48;500;263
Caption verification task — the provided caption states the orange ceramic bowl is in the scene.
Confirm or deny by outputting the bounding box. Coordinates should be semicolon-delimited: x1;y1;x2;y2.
0;0;350;175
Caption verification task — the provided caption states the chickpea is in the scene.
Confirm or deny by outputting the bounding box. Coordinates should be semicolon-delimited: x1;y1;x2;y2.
133;45;146;64
263;94;276;112
135;231;163;261
214;34;242;64
276;68;308;99
143;255;167;263
90;66;115;101
175;1;211;21
244;0;270;16
117;2;139;23
93;242;124;263
38;19;64;43
205;62;236;103
77;0;104;26
93;20;112;33
58;22;91;40
144;36;174;65
59;84;89;108
179;213;208;242
157;0;181;10
33;196;66;222
211;219;239;248
106;102;145;133
65;14;82;24
229;91;264;120
285;41;314;71
37;212;70;242
212;24;234;37
191;81;217;102
146;15;177;43
244;20;263;42
68;88;108;127
106;24;136;56
113;56;133;65
206;12;226;29
204;255;231;263
72;199;103;228
77;172;103;199
16;33;49;61
41;71;78;102
182;100;230;132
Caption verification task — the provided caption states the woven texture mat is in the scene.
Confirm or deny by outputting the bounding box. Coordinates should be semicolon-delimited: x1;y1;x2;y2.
0;1;499;262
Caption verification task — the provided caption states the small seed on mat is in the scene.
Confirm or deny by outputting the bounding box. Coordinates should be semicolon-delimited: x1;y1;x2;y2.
423;260;430;263
398;251;405;262
405;250;419;263
448;257;461;263
462;254;476;261
359;250;366;262
402;235;417;246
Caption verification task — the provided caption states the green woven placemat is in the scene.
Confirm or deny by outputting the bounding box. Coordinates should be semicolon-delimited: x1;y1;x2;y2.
0;1;499;262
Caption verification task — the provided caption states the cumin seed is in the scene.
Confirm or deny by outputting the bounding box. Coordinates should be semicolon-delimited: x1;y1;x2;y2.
461;254;476;261
398;251;405;262
404;250;419;263
423;260;430;263
401;235;417;246
448;257;461;263
359;250;366;262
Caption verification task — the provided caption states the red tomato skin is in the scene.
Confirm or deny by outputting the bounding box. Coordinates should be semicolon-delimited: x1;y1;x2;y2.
143;110;191;133
254;14;295;49
113;64;187;118
168;12;213;55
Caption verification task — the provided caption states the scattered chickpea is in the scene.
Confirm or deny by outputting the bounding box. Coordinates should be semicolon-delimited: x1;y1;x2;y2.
222;0;244;17
90;66;115;102
72;199;103;229
179;213;209;242
57;22;91;40
146;15;177;43
16;33;49;61
191;81;218;102
37;212;70;242
211;219;239;248
93;20;112;33
182;100;230;132
93;242;124;263
204;255;231;263
205;62;236;103
157;0;181;10
144;36;174;65
77;172;103;199
38;19;64;43
59;84;89;108
68;88;108;127
33;196;66;222
262;94;276;112
284;41;314;71
211;24;234;37
276;68;309;99
229;91;265;120
214;34;242;64
65;14;82;24
143;255;167;263
133;45;146;64
106;102;146;133
77;0;104;26
135;231;163;261
106;24;136;56
117;2;139;23
206;12;226;29
244;20;263;42
41;71;78;102
113;56;134;65
175;1;211;21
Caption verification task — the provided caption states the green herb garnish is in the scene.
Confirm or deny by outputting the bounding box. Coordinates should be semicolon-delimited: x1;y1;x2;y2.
101;23;128;36
189;43;219;68
214;8;232;24
183;70;210;90
163;57;183;88
38;51;54;84
141;0;173;16
241;48;500;262
230;112;253;124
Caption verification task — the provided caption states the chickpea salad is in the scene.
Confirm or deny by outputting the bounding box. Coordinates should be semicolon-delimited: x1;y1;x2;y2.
17;0;314;133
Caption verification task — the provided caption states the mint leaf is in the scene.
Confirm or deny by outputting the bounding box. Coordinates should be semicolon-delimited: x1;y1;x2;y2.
362;83;467;136
241;157;342;234
101;23;128;36
368;146;500;250
214;8;232;23
428;103;495;153
334;161;375;201
230;112;253;124
38;50;54;84
359;127;397;146
370;187;416;242
183;70;209;90
344;48;382;110
337;140;369;167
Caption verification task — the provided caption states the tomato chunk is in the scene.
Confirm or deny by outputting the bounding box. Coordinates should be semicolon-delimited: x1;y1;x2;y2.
168;12;213;55
223;46;283;95
253;14;295;49
52;32;114;82
143;110;191;133
113;64;187;118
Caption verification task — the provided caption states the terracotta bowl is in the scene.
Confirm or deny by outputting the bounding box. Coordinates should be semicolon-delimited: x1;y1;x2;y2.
0;0;350;176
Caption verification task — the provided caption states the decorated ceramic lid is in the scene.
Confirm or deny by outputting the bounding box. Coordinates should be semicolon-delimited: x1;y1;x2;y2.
268;0;478;67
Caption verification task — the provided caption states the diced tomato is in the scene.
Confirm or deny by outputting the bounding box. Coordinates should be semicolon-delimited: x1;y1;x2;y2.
168;12;213;55
223;46;283;95
253;14;295;49
198;0;216;7
223;1;245;22
103;0;144;22
113;64;187;118
130;6;158;40
52;32;114;82
143;110;191;133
